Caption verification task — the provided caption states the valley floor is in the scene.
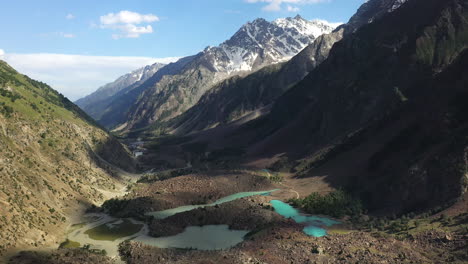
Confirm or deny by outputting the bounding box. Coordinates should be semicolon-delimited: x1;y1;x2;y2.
8;164;468;264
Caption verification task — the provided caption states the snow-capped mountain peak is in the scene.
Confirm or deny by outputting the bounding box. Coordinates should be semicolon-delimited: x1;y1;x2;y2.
203;15;337;74
273;15;336;39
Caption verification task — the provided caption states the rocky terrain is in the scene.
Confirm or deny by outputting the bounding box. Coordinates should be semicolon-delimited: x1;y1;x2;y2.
10;249;115;264
99;172;275;218
0;61;135;259
119;209;467;264
3;0;468;263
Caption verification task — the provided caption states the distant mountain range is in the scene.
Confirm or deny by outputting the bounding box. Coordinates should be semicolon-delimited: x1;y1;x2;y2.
150;0;414;135
75;15;337;131
75;62;166;121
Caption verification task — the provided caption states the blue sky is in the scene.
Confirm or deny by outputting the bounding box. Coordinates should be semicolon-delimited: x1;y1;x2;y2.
0;0;364;100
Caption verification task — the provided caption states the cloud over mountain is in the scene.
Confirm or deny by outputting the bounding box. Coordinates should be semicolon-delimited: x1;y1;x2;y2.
100;10;159;39
1;52;179;100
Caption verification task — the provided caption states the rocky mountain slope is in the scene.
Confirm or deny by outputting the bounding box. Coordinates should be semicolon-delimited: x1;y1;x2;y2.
148;0;466;216
228;0;468;214
75;62;166;121
167;0;410;135
91;16;336;131
0;61;135;257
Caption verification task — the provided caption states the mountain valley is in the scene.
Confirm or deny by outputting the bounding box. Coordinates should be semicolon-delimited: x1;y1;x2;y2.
1;0;467;263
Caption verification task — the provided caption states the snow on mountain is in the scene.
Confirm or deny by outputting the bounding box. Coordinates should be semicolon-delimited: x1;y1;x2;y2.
203;15;336;74
117;62;165;87
389;0;408;11
93;15;338;130
75;62;166;116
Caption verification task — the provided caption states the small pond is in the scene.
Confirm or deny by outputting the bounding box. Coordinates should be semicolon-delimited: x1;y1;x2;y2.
270;200;340;237
134;225;249;250
66;190;278;259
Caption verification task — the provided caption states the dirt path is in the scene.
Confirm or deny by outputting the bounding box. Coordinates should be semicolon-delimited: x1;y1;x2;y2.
262;170;300;199
278;182;300;199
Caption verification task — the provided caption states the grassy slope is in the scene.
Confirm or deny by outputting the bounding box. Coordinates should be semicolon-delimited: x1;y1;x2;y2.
0;60;132;256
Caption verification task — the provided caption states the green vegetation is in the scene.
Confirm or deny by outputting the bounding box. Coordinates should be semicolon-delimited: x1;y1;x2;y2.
0;102;14;117
83;219;142;241
101;199;131;215
289;190;363;218
258;169;284;183
59;239;81;249
137;168;198;183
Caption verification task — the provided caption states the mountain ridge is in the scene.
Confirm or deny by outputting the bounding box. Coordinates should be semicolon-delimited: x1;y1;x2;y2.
75;62;166;121
78;15;337;131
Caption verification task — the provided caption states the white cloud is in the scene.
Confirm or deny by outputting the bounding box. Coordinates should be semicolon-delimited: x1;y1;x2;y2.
246;0;329;12
100;11;159;25
111;24;153;39
66;13;75;20
286;5;300;12
1;53;180;100
100;11;159;39
0;49;4;57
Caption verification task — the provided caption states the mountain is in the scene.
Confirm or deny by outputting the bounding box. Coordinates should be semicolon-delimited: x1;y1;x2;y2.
97;56;197;130
167;0;410;135
148;0;467;215
75;62;166;121
202;16;336;74
343;0;408;32
227;0;468;214
92;16;336;131
0;61;135;256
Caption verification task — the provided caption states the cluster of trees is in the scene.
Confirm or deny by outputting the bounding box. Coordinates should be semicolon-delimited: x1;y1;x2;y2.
289;190;363;218
0;102;14;117
137;167;198;183
0;88;22;102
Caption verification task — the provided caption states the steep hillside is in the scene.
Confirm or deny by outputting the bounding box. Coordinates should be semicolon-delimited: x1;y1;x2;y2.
99;16;336;131
0;61;135;256
97;56;197;130
75;62;166;121
234;0;468;214
168;29;347;135
167;0;409;135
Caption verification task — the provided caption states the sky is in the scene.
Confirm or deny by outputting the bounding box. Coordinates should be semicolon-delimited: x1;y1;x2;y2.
0;0;364;100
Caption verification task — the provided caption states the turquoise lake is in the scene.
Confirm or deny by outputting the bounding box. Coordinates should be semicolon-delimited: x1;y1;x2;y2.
134;225;249;250
68;190;280;259
270;200;340;237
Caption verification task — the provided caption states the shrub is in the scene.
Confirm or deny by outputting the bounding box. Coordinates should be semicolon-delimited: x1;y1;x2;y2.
289;190;363;218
